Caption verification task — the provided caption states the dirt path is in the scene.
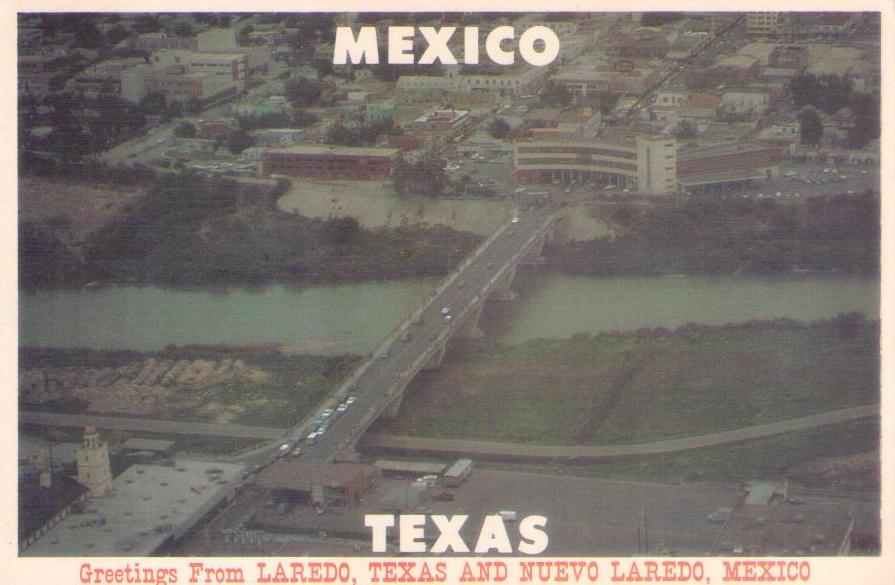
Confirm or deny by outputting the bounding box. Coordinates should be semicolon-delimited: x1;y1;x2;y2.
364;404;879;461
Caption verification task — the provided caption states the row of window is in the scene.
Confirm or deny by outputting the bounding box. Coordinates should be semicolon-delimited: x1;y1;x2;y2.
516;157;637;172
516;145;636;159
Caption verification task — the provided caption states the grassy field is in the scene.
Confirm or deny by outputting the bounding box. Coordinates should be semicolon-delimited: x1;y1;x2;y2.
371;318;879;445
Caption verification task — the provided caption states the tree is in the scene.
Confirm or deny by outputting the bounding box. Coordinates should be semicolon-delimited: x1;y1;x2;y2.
133;14;162;34
72;20;104;49
312;57;334;79
797;107;823;146
672;119;698;140
323;216;361;245
325;123;362;146
845;93;880;149
392;158;449;197
291;109;319;128
236;25;256;46
790;74;853;114
285;77;322;108
174;122;197;138
105;24;129;46
539;83;573;107
487;117;511;139
225;129;255;154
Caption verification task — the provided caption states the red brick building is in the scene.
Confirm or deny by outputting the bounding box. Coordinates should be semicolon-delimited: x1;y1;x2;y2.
262;146;400;180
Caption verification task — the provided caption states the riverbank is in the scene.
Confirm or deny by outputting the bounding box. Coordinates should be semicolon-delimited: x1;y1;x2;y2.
370;315;879;445
20;172;481;290
547;192;879;277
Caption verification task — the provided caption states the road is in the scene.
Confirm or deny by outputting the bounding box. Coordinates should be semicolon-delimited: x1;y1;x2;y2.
20;411;286;440
362;404;879;461
281;207;556;465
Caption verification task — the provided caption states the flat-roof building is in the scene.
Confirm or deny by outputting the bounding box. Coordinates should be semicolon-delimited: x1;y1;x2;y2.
514;135;677;194
262;146;400;180
22;460;244;556
515;136;781;194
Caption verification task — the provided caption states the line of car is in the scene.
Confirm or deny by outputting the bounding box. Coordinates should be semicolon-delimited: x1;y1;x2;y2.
304;394;357;445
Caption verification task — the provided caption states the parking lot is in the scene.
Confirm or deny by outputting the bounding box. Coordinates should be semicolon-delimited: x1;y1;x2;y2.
184;468;744;556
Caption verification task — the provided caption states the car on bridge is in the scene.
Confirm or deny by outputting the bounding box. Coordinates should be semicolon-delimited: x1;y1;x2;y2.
440;307;452;316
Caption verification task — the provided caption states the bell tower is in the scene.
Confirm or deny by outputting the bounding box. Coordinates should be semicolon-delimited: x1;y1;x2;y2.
76;425;112;497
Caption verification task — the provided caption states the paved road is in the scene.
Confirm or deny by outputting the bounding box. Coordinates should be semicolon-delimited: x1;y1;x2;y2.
362;404;879;461
293;208;557;463
20;411;287;440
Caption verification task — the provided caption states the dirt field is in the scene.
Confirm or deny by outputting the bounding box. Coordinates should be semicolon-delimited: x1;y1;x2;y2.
20;348;355;427
277;181;509;236
19;176;142;242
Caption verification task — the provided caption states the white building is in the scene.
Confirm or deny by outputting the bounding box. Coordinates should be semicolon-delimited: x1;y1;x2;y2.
721;90;770;114
75;426;112;498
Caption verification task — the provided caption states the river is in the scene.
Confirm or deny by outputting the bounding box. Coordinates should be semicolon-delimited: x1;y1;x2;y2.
19;274;879;353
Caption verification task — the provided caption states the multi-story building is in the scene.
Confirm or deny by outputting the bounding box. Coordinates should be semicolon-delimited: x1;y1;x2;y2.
252;128;308;148
720;90;770;114
746;12;785;36
131;32;199;51
676;142;782;192
768;45;809;69
121;65;239;108
413;109;474;136
262;145;400;180
514;136;782;194
150;50;247;86
513;135;677;194
397;64;548;96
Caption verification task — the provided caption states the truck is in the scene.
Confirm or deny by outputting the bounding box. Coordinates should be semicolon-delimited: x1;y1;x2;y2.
498;510;518;522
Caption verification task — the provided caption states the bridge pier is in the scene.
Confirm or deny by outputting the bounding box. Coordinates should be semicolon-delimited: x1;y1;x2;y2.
489;265;518;301
382;392;404;419
422;343;447;370
520;234;548;266
456;304;485;339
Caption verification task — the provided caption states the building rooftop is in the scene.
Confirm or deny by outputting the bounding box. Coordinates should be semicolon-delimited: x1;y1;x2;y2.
119;438;176;452
679;141;779;160
22;460;243;556
374;460;447;475
265;145;400;158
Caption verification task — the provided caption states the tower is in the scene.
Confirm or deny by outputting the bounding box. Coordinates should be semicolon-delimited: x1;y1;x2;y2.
76;425;112;497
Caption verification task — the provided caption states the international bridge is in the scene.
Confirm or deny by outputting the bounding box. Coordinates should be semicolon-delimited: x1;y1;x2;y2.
294;207;559;463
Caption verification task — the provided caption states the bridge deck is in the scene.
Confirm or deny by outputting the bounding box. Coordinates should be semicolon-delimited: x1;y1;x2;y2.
296;208;557;462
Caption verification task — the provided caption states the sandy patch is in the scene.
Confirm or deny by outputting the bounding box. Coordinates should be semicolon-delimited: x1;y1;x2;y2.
19;176;141;242
277;180;509;235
